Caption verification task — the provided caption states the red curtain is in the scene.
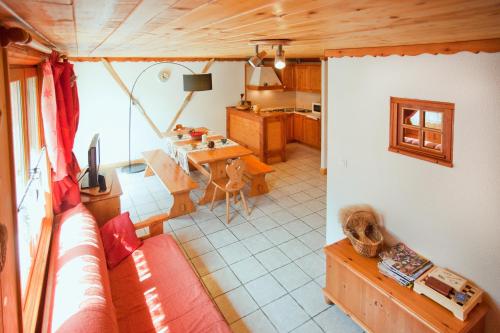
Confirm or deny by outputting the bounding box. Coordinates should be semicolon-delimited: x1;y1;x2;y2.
41;51;81;214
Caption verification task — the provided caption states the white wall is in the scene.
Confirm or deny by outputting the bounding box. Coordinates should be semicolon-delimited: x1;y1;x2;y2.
73;61;245;165
327;52;500;331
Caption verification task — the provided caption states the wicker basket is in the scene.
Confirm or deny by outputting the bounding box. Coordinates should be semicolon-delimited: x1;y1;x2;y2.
343;210;383;257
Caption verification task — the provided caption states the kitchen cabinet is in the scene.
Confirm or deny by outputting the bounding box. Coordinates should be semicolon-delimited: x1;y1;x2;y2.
280;65;295;91
303;116;321;148
294;64;321;93
286;113;294;143
227;107;287;163
293;113;304;142
292;113;321;149
295;65;310;91
309;65;322;92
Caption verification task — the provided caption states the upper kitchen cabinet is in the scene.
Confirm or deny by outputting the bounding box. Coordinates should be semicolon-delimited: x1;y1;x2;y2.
295;65;310;91
309;65;322;92
280;65;296;91
295;64;321;93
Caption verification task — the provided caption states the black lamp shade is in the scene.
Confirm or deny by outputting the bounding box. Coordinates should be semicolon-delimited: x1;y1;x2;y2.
183;73;212;91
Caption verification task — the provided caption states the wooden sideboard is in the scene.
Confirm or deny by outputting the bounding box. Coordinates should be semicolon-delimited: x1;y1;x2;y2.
80;168;122;226
323;239;488;333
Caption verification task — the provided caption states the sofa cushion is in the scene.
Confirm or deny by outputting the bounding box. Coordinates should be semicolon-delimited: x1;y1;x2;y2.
108;234;231;333
101;212;142;269
45;203;119;333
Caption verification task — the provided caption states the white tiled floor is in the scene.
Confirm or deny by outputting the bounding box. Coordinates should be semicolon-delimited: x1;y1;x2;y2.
118;143;363;333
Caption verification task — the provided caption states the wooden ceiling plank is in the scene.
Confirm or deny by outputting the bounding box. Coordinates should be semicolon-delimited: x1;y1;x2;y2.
89;0;179;54
157;0;500;50
74;0;140;56
135;0;336;47
1;0;500;57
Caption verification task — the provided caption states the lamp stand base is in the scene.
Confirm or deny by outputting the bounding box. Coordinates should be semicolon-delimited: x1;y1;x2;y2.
121;163;147;174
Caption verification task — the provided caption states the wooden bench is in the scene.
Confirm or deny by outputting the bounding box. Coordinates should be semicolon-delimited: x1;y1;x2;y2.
240;155;274;197
142;150;198;234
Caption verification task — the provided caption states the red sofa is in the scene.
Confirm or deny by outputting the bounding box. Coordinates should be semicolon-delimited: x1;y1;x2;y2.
44;204;231;333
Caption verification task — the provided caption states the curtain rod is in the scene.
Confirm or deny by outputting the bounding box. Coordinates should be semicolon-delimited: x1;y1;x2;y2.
26;39;52;54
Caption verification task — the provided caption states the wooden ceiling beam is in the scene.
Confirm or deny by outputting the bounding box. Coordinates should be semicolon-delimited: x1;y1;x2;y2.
324;38;500;58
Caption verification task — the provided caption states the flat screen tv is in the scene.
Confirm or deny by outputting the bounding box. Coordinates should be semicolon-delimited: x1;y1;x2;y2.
80;133;100;189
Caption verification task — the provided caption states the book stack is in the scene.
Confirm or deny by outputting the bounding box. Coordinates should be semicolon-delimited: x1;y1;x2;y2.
378;243;433;287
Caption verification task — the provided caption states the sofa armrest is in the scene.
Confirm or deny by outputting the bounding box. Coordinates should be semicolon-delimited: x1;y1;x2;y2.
134;213;169;239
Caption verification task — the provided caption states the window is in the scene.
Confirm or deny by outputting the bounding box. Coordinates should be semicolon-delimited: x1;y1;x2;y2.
9;67;48;300
389;97;454;167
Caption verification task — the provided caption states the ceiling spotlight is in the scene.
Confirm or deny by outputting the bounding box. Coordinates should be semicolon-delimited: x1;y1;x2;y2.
248;45;267;68
274;45;286;69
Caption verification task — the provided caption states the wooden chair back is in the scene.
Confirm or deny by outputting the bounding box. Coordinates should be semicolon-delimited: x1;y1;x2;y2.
225;159;246;192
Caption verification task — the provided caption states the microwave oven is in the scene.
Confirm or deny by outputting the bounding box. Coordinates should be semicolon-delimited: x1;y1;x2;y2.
312;102;321;115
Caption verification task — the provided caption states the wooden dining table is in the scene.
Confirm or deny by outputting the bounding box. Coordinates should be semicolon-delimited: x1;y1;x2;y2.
173;135;253;205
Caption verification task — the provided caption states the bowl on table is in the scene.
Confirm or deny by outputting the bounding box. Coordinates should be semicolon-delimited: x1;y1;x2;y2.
189;130;205;140
221;138;228;144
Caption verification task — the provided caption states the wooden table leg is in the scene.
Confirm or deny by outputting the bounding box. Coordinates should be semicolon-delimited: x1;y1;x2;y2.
198;160;227;205
248;174;270;197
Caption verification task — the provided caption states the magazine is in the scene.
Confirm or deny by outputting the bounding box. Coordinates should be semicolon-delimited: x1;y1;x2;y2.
379;243;430;276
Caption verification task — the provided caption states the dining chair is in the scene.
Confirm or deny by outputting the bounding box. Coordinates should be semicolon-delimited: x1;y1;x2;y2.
210;159;250;224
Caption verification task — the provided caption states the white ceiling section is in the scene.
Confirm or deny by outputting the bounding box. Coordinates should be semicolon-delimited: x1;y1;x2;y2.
0;0;499;58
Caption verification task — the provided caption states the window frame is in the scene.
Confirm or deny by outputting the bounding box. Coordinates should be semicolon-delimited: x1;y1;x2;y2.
8;65;52;314
389;97;454;167
9;67;43;183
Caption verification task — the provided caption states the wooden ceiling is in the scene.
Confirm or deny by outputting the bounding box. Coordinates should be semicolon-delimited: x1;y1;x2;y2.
0;0;499;58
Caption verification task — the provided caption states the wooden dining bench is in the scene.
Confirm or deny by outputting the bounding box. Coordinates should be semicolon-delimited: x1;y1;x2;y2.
240;155;274;197
142;150;198;221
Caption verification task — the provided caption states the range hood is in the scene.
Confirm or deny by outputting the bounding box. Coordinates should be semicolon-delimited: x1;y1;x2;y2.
247;66;283;90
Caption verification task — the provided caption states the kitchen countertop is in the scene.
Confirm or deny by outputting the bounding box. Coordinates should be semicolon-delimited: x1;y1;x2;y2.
227;106;320;120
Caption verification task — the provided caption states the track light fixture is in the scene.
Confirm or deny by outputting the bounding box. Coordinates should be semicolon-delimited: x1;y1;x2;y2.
248;45;267;68
248;39;291;69
274;45;286;69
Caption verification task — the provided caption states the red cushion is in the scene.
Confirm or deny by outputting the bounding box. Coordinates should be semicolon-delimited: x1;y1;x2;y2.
101;212;142;269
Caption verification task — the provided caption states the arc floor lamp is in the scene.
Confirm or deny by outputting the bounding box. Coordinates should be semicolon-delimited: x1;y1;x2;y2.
122;62;213;174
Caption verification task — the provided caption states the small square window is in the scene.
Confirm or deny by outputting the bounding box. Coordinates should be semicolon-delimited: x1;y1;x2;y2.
389;97;454;167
